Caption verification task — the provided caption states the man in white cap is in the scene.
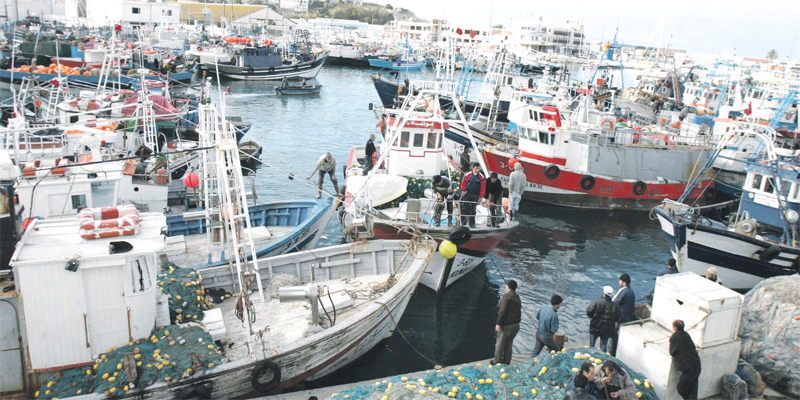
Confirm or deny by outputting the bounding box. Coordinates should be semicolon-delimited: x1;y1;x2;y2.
706;267;721;285
586;285;621;353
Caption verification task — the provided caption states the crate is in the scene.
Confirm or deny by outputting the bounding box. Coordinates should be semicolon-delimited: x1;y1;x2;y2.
651;272;743;347
617;319;741;399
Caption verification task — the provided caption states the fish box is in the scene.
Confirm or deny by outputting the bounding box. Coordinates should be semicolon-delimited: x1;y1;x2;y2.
651;272;743;347
617;319;741;399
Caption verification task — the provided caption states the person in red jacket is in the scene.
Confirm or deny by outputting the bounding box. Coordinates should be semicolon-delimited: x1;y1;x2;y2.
460;163;485;228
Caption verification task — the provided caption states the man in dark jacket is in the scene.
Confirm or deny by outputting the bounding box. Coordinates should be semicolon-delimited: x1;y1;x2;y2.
670;320;701;400
460;163;485;228
610;273;635;356
565;374;597;400
432;175;455;226
484;172;504;227
586;285;621;353
566;362;598;396
363;134;377;175
658;258;678;276
493;280;521;365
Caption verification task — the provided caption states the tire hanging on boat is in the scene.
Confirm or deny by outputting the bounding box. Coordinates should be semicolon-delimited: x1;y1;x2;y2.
251;361;281;392
580;175;596;190
449;226;472;245
704;187;716;201
544;164;560;179
632;181;646;196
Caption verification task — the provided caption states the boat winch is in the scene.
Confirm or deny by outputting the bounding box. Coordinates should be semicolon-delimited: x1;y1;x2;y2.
278;283;323;326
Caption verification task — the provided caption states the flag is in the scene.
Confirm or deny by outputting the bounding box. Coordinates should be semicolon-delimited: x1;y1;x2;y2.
455;28;462;35
115;24;122;31
745;101;752;116
470;30;477;39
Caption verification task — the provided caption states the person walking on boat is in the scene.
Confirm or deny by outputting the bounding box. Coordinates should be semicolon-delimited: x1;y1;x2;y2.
586;285;621;354
532;294;563;357
508;162;526;222
484;172;504;227
670;319;702;400
492;280;521;365
610;273;635;356
363;134;377;175
658;258;679;276
432;175;455;226
460;163;485;228
307;152;338;198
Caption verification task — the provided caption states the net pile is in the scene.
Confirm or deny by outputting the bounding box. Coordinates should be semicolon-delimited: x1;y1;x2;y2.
34;323;225;399
332;348;659;400
377;171;463;210
157;263;218;324
738;274;800;398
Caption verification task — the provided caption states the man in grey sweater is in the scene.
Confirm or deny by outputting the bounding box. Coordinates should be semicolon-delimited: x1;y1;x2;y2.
508;162;526;221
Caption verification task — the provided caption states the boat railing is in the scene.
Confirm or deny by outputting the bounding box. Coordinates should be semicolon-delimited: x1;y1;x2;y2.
575;126;718;149
404;197;506;228
409;80;458;97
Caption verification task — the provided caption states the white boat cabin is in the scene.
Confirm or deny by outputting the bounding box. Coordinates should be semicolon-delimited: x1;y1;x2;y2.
9;212;166;372
385;117;447;178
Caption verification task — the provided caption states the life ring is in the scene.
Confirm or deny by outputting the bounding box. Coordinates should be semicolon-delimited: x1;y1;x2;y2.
251;361;281;392
78;205;140;240
68;98;102;111
703;187;716;201
544;164;560;179
448;226;472;245
600;119;614;131
580;175;596;190
175;384;211;399
632;181;646;196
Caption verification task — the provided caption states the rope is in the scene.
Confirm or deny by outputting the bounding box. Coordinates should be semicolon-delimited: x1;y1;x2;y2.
375;300;444;368
486;254;537;325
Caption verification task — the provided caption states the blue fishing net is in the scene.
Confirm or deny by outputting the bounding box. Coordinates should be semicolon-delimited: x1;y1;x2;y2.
332;348;659;400
158;262;219;324
34;324;225;399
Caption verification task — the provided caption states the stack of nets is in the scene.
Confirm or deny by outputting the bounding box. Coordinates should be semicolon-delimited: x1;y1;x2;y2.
332;348;659;400
376;171;463;210
739;275;800;398
34;324;225;399
157;263;220;324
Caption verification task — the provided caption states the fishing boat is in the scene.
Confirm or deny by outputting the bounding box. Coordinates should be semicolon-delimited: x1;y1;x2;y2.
274;78;322;95
652;123;800;291
368;52;424;70
341;80;518;293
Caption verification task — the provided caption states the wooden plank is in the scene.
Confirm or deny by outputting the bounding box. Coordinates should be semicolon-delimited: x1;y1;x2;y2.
320;258;361;268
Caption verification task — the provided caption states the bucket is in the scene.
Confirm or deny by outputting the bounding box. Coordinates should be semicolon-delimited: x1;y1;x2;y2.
554;333;566;348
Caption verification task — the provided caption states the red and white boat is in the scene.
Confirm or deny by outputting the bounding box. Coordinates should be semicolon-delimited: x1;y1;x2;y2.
482;91;716;210
341;80;518;293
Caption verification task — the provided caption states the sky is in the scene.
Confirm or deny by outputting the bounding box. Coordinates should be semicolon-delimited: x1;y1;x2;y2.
384;0;800;61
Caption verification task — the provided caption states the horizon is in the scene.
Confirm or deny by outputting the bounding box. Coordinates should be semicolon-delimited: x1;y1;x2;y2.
384;0;799;61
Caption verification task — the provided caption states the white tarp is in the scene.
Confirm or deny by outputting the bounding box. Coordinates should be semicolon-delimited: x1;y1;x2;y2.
347;174;407;208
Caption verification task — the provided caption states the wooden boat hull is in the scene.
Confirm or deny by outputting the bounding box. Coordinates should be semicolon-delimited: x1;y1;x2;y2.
203;53;328;81
368;59;424;70
275;84;322;95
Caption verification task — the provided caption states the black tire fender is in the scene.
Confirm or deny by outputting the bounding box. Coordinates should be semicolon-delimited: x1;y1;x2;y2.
449;226;472;245
176;384;211;399
759;244;782;262
251;361;281;392
633;181;646;196
704;187;716;201
544;164;560;179
580;175;596;190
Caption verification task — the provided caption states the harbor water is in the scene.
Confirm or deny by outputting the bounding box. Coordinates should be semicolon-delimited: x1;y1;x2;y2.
216;65;670;390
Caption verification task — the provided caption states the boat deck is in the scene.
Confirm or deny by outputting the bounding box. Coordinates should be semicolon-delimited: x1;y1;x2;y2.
215;273;394;363
162;225;297;267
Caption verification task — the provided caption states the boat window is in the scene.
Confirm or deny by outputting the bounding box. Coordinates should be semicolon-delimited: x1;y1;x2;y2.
130;257;152;293
539;131;549;144
550;133;557;143
399;131;410;147
72;194;87;210
750;174;763;190
413;133;424;148
426;132;437;149
763;177;775;193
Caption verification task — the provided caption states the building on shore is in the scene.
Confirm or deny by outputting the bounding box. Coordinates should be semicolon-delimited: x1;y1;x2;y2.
512;14;587;56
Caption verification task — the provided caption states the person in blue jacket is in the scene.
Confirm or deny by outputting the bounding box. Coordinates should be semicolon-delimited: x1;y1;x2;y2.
610;273;635;356
531;294;563;357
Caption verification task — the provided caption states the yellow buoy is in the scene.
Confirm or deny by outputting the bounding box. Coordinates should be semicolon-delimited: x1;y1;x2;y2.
438;239;457;259
636;392;643;398
634;379;642;385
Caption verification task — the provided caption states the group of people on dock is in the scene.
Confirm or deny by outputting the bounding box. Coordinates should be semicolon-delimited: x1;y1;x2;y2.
494;265;703;400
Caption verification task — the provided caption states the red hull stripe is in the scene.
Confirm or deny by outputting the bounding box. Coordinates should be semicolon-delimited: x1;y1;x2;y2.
518;150;566;166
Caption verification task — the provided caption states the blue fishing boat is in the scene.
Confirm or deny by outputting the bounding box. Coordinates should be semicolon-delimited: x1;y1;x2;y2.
368;54;424;70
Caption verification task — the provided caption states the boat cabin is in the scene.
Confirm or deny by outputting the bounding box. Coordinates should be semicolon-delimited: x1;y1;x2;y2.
384;117;447;177
7;212;166;374
738;161;800;235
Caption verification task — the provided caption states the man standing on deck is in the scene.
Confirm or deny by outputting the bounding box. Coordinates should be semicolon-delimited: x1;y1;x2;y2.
484;172;504;227
658;258;679;276
460;163;485;228
492;280;521;365
432;175;455;226
460;146;472;172
307;152;338;199
363;134;377;175
610;273;635;356
508;163;526;221
586;285;621;353
670;319;701;400
532;294;563;357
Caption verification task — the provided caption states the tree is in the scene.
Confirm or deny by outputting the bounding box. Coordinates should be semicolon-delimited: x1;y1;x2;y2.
385;4;393;9
766;49;778;60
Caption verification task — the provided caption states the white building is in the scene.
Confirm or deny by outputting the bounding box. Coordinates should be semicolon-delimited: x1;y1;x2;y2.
513;14;587;56
279;0;309;13
123;0;181;26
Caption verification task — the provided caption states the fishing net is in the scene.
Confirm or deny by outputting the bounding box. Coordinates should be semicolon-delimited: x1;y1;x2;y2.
332;348;659;400
157;262;220;324
738;274;800;398
34;323;225;399
376;171;463;210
